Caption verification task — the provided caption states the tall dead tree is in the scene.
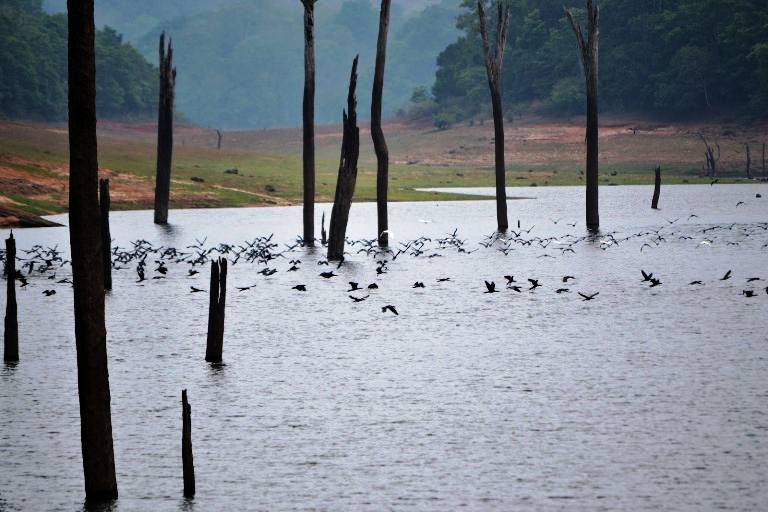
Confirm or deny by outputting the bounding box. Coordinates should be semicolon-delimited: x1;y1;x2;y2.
301;0;317;246
154;32;176;225
565;0;600;230
745;142;752;179
651;166;661;209
99;178;112;291
762;143;766;178
67;0;118;500
181;389;195;498
372;0;391;246
205;258;227;363
328;57;360;261
699;135;720;177
477;0;511;232
216;129;222;150
4;233;18;363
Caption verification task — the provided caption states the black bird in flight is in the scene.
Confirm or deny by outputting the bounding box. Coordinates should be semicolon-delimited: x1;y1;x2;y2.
437;277;451;282
349;295;369;302
641;270;653;282
287;265;299;272
42;289;56;296
649;278;662;287
190;286;205;293
528;279;541;290
292;284;307;292
413;281;425;289
689;280;703;285
382;305;399;315
556;288;570;294
578;292;599;301
509;285;522;293
236;285;253;292
746;277;761;282
710;179;719;186
720;270;732;281
317;260;329;266
484;281;498;293
188;269;199;276
348;282;361;292
736;201;745;207
504;275;516;284
320;271;337;279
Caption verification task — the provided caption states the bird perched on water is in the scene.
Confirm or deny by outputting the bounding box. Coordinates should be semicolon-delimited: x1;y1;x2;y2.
320;271;337;279
190;286;205;293
367;283;379;290
562;276;575;283
484;281;498;293
720;270;732;281
292;284;307;292
437;277;451;282
413;281;425;289
578;292;599;301
42;289;56;296
742;290;755;297
188;269;199;276
556;288;570;294
382;305;399;315
348;282;361;292
349;295;369;302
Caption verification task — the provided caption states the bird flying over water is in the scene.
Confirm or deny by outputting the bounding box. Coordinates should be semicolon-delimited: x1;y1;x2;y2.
578;292;599;301
382;305;399;315
190;286;205;293
721;270;732;281
484;281;498;293
320;271;337;279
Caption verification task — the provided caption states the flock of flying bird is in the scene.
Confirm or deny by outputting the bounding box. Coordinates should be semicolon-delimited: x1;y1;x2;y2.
2;207;767;315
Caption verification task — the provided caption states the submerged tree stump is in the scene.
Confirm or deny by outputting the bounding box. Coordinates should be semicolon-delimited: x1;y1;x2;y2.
99;178;112;291
321;211;327;246
205;258;227;362
154;32;176;225
182;389;195;498
67;0;118;499
372;0;391;246
651;166;661;209
4;233;18;363
565;0;600;230
327;57;360;261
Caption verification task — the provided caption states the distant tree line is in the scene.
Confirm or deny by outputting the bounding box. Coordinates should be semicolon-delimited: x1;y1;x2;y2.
0;0;156;121
418;0;768;127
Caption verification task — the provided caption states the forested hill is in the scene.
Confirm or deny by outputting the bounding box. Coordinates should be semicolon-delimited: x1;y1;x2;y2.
0;0;156;121
426;0;768;125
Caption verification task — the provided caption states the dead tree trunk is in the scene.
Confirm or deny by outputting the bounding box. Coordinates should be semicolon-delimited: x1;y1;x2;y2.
301;0;317;246
699;135;720;177
181;389;195;498
372;0;391;246
216;129;222;150
67;0;118;500
154;32;176;225
651;166;661;209
762;143;766;178
328;57;360;261
565;0;600;230
477;0;510;232
205;258;227;362
745;142;752;179
99;178;112;291
4;233;18;363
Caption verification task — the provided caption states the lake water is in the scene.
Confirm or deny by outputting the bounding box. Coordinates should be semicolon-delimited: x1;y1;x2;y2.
1;185;767;511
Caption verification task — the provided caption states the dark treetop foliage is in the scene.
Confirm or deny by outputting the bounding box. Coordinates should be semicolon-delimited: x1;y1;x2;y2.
0;0;156;121
425;0;768;125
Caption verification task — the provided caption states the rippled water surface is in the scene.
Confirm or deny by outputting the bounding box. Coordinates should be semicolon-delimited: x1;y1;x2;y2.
1;185;767;511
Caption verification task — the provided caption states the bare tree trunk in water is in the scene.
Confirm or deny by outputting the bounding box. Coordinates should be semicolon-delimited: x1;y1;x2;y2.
67;0;118;500
745;142;752;179
372;0;391;246
762;143;766;178
99;178;112;291
477;0;511;232
154;32;176;225
205;258;227;362
181;389;195;498
651;166;661;209
4;233;18;362
301;0;317;246
216;129;222;150
565;0;600;230
328;57;360;261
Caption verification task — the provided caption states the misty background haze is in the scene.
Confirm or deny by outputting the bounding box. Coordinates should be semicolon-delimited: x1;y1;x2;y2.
42;0;460;129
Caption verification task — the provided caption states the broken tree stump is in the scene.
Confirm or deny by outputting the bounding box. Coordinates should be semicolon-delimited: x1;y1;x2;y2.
327;57;360;261
4;232;18;363
99;178;112;291
182;389;195;498
321;211;327;246
745;142;752;179
205;258;227;362
372;0;391;246
216;129;222;150
154;32;176;225
67;0;119;499
301;0;317;246
651;166;661;209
